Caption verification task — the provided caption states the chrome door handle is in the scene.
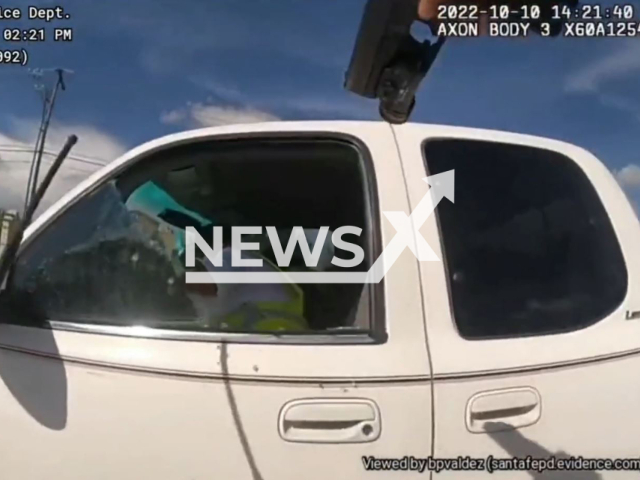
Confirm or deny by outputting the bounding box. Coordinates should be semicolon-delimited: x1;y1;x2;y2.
466;387;541;433
279;398;381;443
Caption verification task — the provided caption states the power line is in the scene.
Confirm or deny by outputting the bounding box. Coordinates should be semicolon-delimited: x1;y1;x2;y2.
0;159;98;175
1;162;101;173
0;146;108;167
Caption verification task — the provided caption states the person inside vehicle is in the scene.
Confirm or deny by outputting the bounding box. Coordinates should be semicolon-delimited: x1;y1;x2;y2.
125;180;309;333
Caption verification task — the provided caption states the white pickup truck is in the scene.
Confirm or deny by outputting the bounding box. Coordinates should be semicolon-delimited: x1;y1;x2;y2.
0;121;638;479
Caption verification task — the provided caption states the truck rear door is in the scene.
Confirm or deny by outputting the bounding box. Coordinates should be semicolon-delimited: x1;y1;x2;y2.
395;123;640;479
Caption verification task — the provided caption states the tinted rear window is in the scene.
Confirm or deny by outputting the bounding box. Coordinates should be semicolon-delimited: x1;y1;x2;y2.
424;139;628;339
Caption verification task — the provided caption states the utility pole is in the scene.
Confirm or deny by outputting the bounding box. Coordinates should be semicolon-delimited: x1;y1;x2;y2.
23;68;73;214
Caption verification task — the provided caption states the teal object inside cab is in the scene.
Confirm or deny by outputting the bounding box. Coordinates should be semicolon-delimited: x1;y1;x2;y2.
125;181;214;257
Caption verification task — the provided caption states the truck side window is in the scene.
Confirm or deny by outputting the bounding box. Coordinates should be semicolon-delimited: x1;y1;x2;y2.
425;139;628;339
8;138;379;337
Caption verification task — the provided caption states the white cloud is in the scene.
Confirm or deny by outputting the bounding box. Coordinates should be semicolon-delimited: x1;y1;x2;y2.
565;41;640;94
614;164;640;220
597;93;640;121
160;102;280;128
188;77;376;121
159;109;188;125
122;1;350;74
283;97;375;120
615;164;640;191
189;78;247;103
190;104;280;127
0;157;90;215
8;118;127;162
0;120;126;216
563;41;640;122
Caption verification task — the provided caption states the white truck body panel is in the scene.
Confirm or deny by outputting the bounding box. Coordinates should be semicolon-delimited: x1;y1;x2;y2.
0;121;637;479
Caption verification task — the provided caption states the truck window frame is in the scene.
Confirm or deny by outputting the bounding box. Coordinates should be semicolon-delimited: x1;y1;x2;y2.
6;132;388;346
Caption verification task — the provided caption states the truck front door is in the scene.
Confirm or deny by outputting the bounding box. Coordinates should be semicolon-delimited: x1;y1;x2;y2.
0;122;434;480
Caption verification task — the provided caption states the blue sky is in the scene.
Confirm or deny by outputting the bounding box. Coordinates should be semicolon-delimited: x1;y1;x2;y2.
0;0;638;214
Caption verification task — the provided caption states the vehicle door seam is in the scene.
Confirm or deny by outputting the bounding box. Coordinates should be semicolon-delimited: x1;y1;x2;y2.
390;123;436;469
